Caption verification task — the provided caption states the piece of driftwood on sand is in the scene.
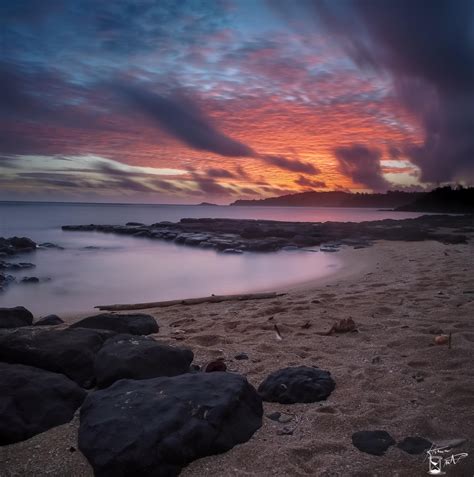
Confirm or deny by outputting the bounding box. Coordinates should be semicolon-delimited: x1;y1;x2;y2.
96;291;285;311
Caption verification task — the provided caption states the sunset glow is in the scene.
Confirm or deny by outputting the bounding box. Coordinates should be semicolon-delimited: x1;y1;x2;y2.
1;1;472;203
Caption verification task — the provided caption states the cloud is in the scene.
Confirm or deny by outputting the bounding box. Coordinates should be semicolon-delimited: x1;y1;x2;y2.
261;155;320;174
234;165;250;180
274;0;474;184
294;175;327;189
113;83;327;179
333;144;389;191
205;167;236;179
0;154;190;196
114;83;256;158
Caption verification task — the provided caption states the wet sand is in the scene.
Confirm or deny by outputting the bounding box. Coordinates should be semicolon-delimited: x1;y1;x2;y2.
1;239;473;476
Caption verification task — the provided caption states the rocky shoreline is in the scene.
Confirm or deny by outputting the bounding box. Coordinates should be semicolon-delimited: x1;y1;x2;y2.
62;214;473;253
0;307;341;475
1;237;473;475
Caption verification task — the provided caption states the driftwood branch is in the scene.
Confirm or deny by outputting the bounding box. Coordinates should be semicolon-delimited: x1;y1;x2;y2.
95;291;285;311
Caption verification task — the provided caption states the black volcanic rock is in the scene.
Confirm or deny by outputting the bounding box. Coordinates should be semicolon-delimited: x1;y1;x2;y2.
79;372;263;477
397;436;432;455
258;366;335;404
20;276;40;284
352;430;396;456
0;327;114;387
71;313;159;335
94;334;194;388
0;363;86;445
62;213;473;253
0;261;35;270
6;236;37;251
0;306;34;329
38;242;64;249
0;273;15;292
0;237;36;256
34;314;64;326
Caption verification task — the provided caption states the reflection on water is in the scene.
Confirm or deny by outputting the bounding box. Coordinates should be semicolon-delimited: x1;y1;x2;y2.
0;234;341;315
0;202;424;316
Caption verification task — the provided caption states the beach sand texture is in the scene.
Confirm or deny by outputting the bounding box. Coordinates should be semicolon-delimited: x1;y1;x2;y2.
1;239;473;476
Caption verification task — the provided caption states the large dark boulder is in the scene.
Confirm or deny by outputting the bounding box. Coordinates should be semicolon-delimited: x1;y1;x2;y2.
0;306;34;329
94;334;194;388
71;313;158;335
0;327;114;387
352;430;396;456
79;372;263;477
258;366;335;404
0;363;86;445
34;314;65;326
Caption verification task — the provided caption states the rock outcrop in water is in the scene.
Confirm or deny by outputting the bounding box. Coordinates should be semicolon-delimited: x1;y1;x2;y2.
0;237;37;256
0;238;38;292
62;214;472;253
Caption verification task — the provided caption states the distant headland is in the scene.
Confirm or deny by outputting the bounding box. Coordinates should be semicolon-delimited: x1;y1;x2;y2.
230;186;474;213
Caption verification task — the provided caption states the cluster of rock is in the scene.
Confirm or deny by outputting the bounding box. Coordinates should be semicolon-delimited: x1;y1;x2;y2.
62;214;471;253
0;237;61;291
0;237;38;291
351;430;437;457
0;305;337;475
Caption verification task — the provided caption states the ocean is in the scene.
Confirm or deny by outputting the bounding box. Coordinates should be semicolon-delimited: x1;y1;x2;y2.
0;202;424;316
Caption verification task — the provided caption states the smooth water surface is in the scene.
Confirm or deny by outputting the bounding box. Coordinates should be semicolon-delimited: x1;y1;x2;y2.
0;202;424;316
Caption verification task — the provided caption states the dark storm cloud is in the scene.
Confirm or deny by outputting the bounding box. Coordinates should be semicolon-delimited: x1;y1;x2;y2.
115;82;320;176
273;0;474;184
261;155;320;174
114;84;256;158
294;175;327;189
333;144;388;191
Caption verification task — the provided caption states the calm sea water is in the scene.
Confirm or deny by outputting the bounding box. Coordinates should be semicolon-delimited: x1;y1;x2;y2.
0;202;424;316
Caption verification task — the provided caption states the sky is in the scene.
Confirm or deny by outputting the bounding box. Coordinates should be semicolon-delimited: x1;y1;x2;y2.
1;0;473;204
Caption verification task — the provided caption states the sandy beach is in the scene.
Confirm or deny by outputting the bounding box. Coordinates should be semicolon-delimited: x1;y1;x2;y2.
1;238;473;476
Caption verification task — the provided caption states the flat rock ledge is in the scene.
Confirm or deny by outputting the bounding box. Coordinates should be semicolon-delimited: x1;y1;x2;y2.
79;372;263;477
62;214;471;253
